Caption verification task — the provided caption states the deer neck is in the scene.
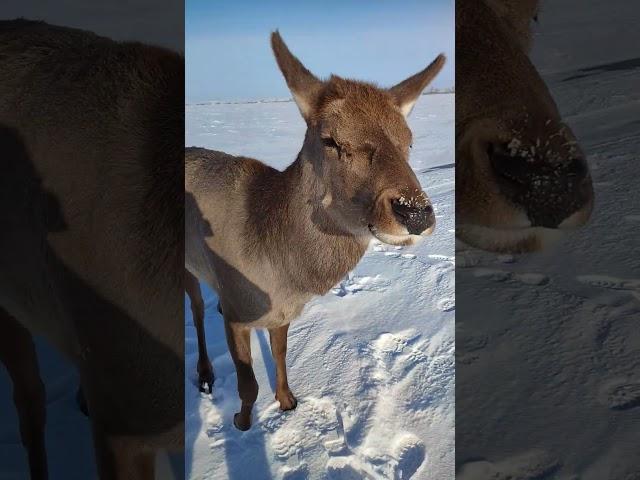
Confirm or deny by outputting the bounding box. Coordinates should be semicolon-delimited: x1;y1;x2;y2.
246;144;368;295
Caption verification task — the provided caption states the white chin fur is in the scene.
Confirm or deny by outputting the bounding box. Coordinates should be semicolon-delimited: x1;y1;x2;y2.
369;226;431;246
457;224;565;252
558;210;585;229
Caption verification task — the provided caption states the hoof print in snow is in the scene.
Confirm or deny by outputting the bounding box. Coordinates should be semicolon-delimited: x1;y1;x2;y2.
332;275;388;297
437;297;455;312
600;380;640;411
271;428;303;460
462;334;488;353
204;409;224;437
472;268;511;282
393;433;427;479
472;268;549;286
281;462;309;480
326;457;372;479
457;449;559;480
324;437;350;457
205;425;223;438
577;274;640;291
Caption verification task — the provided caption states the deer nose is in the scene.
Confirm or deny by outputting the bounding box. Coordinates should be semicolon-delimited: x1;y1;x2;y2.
490;144;589;184
489;142;592;228
391;199;435;235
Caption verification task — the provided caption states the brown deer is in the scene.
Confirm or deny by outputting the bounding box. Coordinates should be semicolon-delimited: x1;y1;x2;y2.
0;20;183;479
456;0;594;253
185;31;444;430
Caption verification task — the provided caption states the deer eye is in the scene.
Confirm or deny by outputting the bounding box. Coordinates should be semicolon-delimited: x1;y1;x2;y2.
322;137;340;151
361;144;377;165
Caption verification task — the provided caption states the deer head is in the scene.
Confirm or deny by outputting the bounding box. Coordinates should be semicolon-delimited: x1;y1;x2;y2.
271;31;445;246
456;0;594;252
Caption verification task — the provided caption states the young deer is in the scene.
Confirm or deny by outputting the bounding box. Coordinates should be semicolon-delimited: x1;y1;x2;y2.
0;20;183;479
456;0;594;252
185;32;444;430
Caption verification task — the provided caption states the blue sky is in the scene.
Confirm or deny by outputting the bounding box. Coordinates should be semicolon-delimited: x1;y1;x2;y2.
186;0;454;103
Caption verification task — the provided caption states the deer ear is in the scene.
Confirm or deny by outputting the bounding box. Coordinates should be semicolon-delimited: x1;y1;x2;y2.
271;31;323;122
388;54;446;117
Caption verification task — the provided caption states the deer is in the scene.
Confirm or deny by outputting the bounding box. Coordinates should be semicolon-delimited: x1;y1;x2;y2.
0;20;183;479
185;31;445;430
456;0;594;253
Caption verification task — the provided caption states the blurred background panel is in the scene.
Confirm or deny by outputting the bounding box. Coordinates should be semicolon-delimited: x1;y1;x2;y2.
456;0;640;478
0;1;184;479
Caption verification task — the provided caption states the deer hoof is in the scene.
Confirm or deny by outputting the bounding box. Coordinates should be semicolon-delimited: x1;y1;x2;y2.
233;412;251;431
277;389;298;411
198;377;213;394
197;361;214;394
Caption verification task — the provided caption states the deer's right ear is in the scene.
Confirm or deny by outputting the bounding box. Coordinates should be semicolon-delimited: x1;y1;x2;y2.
271;31;323;122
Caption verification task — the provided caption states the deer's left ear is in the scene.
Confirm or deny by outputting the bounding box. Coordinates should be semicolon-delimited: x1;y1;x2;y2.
388;54;446;117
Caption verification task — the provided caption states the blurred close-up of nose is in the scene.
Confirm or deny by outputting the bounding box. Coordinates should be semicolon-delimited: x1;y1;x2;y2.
488;142;593;228
490;143;589;185
391;198;435;234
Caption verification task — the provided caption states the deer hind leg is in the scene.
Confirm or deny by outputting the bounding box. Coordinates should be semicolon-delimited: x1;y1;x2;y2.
185;269;214;393
224;318;258;431
0;308;48;480
268;323;297;411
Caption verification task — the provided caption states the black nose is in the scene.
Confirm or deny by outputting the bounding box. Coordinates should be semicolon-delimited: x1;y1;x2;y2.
489;142;592;228
391;199;435;235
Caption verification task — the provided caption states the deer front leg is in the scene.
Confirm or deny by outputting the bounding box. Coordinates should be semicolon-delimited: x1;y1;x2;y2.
268;323;297;411
0;308;48;480
185;270;214;393
224;319;258;431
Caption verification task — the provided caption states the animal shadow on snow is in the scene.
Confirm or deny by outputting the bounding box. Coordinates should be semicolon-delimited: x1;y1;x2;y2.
0;125;185;477
185;191;273;479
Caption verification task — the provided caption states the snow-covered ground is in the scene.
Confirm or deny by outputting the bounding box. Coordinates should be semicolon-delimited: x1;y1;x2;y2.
185;94;455;479
456;0;640;478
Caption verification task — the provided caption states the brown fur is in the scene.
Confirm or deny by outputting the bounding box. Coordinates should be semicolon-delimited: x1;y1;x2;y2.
456;1;594;252
0;20;183;478
185;31;444;429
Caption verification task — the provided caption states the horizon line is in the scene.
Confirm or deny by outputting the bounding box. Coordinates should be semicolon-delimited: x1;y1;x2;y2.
186;87;456;106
